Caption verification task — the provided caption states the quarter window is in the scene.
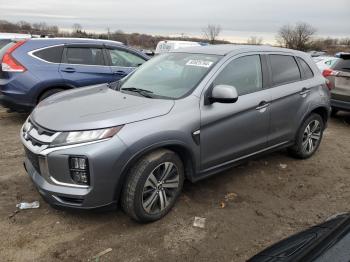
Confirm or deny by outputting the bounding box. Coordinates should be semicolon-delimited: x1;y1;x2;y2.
270;55;301;85
108;49;146;67
214;55;263;96
65;47;105;66
297;57;314;79
33;46;64;63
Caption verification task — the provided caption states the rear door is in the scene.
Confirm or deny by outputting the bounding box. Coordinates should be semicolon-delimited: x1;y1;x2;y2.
59;44;112;87
104;46;147;81
266;54;315;146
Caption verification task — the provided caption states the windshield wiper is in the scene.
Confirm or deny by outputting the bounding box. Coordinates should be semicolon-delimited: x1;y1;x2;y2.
121;87;154;98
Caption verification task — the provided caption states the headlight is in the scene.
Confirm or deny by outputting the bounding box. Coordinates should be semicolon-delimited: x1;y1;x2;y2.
51;126;123;147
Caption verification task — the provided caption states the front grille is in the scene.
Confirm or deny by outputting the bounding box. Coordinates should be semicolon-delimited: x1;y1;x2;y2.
24;147;40;173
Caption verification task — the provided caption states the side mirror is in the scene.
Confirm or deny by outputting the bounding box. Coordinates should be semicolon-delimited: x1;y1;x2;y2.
206;85;238;105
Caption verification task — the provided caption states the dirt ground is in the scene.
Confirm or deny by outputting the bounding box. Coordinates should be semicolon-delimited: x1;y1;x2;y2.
0;106;349;262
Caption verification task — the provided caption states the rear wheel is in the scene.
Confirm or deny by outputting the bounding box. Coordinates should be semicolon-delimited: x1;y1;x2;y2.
288;113;324;159
121;149;184;222
38;88;64;103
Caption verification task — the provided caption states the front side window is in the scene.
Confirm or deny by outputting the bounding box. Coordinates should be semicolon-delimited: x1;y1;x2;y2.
214;55;263;96
270;55;301;86
108;49;146;67
120;53;220;99
65;47;105;66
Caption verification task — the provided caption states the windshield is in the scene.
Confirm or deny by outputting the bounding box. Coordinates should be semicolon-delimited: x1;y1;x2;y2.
120;53;221;99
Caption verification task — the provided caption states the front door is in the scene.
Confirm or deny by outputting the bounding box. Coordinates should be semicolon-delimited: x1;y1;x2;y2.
200;54;271;171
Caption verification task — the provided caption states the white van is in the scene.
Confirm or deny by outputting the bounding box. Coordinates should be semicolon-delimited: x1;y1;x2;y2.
155;40;202;54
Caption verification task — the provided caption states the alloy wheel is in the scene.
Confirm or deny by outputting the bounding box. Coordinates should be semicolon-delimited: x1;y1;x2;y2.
142;162;180;214
302;120;322;154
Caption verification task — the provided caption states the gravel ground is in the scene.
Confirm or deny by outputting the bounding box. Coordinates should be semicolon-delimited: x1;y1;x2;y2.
0;106;349;262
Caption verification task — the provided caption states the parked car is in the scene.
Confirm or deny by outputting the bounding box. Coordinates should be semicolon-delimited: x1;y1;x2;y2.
155;40;201;54
322;52;350;115
0;38;149;112
21;45;330;222
249;213;350;262
314;56;339;71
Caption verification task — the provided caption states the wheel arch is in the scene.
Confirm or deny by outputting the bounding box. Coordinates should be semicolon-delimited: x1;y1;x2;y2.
114;141;196;203
36;84;75;104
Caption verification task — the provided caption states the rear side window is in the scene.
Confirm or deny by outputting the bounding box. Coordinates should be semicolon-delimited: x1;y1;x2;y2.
214;55;263;96
108;49;146;67
297;57;314;79
333;59;350;73
270;55;301;86
65;47;105;66
33;46;64;63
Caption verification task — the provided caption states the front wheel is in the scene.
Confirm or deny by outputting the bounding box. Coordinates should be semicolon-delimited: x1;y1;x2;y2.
121;149;184;223
288;113;324;159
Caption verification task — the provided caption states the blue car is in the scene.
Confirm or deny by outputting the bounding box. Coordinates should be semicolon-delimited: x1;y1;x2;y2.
0;38;149;111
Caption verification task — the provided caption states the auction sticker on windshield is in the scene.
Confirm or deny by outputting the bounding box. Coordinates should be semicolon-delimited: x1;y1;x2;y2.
186;60;213;68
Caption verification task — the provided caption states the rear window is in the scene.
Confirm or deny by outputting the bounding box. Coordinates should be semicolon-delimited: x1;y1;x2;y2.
0;39;12;50
65;47;105;66
297;57;314;79
333;59;350;73
33;46;64;63
270;55;301;86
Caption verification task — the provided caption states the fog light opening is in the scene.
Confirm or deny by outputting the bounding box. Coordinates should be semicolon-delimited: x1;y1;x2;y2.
69;156;90;185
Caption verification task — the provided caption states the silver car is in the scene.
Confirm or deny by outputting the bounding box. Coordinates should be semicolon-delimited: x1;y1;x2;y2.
21;45;331;222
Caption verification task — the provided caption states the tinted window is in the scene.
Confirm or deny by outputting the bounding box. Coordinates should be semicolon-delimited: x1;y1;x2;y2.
333;59;350;73
108;49;146;67
297;57;314;79
0;39;11;50
214;55;263;96
270;55;301;85
33;46;64;63
65;47;105;65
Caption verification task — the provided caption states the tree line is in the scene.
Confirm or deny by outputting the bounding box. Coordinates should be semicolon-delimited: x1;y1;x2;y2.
1;19;349;53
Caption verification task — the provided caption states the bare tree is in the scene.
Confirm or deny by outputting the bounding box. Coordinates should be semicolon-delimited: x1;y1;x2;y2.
247;36;263;45
72;23;82;33
202;24;222;44
277;22;316;51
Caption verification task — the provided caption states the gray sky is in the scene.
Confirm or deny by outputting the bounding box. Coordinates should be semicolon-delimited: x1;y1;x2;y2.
0;0;349;43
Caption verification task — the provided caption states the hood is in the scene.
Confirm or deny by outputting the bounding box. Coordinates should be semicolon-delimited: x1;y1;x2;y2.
32;84;174;131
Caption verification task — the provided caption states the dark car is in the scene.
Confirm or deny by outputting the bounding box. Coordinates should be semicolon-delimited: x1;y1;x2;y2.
322;53;350;115
249;213;350;262
0;38;149;112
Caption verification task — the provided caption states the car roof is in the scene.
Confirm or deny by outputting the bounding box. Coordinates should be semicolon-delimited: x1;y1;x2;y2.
172;44;303;56
29;37;123;45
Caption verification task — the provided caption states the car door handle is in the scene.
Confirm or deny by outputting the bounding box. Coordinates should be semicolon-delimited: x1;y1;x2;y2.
113;71;127;76
300;87;311;96
61;67;76;73
256;101;270;111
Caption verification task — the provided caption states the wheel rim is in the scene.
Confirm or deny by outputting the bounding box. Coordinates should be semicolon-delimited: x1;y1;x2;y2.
302;120;322;154
142;162;180;214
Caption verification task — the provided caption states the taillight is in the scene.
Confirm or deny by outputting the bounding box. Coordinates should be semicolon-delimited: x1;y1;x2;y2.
1;40;27;73
322;69;338;90
322;68;339;78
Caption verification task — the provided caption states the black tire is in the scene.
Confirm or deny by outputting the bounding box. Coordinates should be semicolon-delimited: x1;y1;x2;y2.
288;113;324;159
38;88;64;103
121;149;184;223
331;107;338;117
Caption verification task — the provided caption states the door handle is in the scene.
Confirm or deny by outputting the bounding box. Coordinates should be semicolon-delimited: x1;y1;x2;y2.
300;87;311;96
256;101;270;111
61;67;76;73
113;70;127;76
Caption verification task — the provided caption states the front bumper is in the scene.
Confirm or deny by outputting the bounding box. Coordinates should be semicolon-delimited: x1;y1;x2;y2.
331;98;350;112
22;131;131;209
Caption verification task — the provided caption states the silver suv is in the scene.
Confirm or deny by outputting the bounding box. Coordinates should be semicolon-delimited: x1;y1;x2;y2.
21;45;331;222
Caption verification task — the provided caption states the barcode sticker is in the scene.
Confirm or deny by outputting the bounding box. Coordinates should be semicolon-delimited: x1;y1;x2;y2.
186;60;213;68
